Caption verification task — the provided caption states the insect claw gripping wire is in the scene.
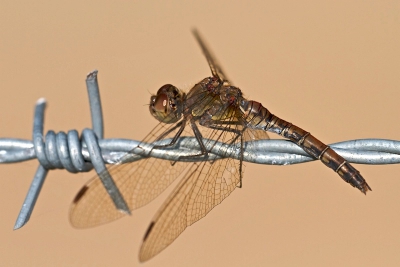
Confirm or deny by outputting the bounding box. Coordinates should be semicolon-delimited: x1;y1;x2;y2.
2;71;400;229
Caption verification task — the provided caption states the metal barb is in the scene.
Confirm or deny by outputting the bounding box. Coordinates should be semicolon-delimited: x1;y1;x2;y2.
2;71;400;229
10;70;129;230
14;165;47;229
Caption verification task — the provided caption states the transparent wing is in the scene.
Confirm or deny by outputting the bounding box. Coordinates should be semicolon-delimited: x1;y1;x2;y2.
192;29;231;84
138;105;255;261
70;121;191;228
139;156;238;261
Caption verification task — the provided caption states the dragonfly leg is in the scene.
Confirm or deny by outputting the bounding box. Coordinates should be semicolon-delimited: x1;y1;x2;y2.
177;119;209;162
238;132;244;188
135;120;187;165
202;120;242;160
146;120;186;154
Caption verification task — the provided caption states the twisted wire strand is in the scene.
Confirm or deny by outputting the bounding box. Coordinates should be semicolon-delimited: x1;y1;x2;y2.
3;70;400;230
2;137;400;165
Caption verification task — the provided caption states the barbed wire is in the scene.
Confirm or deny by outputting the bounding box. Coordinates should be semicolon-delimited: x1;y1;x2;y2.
2;70;400;230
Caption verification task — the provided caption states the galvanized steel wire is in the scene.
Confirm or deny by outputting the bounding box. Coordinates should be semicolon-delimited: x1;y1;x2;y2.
2;70;399;230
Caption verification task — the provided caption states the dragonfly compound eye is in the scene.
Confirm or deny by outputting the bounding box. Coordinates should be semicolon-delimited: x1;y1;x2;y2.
153;93;168;112
149;84;184;123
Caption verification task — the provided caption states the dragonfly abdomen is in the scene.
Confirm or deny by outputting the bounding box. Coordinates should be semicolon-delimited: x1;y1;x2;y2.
242;100;371;194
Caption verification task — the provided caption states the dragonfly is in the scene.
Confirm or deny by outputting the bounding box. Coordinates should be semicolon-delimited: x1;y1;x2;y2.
70;30;371;262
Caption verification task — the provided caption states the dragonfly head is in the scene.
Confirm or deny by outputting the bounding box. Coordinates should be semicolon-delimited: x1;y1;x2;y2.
150;84;184;123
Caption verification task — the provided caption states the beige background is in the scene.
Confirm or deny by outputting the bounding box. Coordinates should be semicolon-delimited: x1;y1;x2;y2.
1;1;400;266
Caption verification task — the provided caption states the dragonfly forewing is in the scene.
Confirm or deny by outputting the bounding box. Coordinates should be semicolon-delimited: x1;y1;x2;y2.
70;121;192;228
192;29;230;84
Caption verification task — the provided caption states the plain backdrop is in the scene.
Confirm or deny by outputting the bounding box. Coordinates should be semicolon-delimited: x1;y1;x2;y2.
1;1;400;266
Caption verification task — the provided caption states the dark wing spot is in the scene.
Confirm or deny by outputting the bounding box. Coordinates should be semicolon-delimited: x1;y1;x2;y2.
73;185;89;204
143;221;155;241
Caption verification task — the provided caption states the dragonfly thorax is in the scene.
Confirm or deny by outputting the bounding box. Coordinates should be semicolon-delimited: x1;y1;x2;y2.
149;84;185;124
219;85;243;106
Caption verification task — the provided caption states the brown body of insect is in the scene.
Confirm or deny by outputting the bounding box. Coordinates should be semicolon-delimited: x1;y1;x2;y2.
242;100;371;193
